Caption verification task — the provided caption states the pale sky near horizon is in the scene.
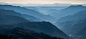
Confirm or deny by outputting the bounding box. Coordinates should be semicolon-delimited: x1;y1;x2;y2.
0;0;86;4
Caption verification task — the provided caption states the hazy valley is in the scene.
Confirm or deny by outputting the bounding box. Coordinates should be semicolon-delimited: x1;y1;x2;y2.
0;3;86;39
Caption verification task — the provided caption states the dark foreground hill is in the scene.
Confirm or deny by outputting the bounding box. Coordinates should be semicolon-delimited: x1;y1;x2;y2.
0;22;72;39
1;27;64;39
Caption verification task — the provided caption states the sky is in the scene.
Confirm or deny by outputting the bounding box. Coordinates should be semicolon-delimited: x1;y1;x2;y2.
0;0;86;4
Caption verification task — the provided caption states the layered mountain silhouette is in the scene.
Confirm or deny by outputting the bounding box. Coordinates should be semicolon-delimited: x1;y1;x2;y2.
50;5;86;19
26;6;66;14
1;4;85;39
0;22;72;39
57;18;86;35
57;10;86;22
0;9;41;22
0;5;56;22
55;10;86;35
0;8;73;39
68;18;86;34
0;12;29;25
55;10;86;27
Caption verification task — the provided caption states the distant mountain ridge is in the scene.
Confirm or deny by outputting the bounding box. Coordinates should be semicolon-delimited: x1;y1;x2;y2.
0;5;56;22
50;5;86;19
0;12;29;25
0;9;41;22
57;10;86;22
55;10;86;35
58;18;86;34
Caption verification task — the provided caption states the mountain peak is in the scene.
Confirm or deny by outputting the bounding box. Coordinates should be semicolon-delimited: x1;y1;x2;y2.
69;5;85;7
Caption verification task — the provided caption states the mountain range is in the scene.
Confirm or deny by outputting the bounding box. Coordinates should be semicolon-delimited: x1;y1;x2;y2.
0;5;56;22
0;6;73;39
55;10;86;35
57;10;86;22
0;9;41;22
50;5;86;19
0;4;86;39
26;6;66;15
